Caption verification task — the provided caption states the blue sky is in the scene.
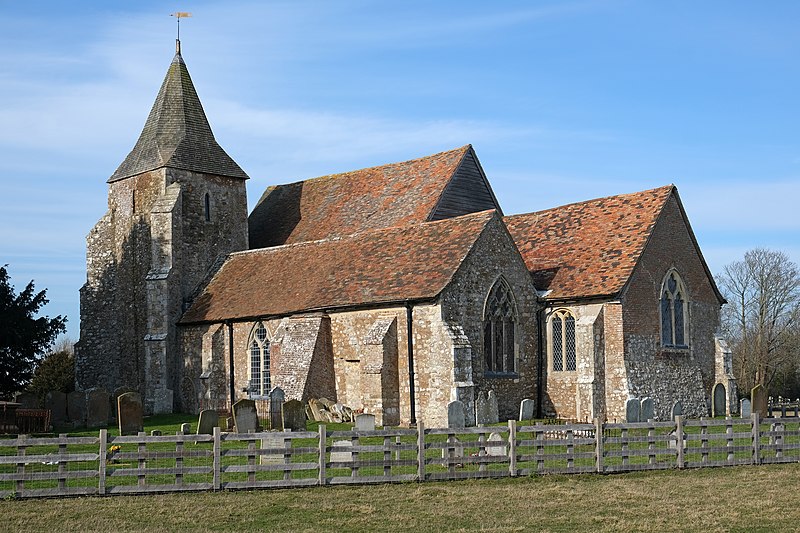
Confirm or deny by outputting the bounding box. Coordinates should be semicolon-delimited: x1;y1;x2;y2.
1;1;798;341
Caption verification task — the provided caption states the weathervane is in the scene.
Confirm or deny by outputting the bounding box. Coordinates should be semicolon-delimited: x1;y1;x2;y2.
170;12;192;54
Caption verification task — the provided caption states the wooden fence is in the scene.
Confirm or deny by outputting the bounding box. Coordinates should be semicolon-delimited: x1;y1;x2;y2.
1;413;799;499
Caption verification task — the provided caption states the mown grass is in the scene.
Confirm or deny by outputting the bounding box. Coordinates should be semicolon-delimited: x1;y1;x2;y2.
3;462;800;532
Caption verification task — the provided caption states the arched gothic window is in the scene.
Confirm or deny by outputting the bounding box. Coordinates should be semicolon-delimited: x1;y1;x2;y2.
483;279;517;375
661;271;688;348
248;322;271;397
551;309;576;372
204;192;211;222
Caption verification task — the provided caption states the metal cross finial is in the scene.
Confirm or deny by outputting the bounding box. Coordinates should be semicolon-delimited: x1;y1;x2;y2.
170;12;192;53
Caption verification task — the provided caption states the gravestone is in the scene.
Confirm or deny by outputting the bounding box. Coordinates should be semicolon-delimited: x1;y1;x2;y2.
308;399;325;422
269;387;285;430
740;399;752;418
447;400;466;429
442;436;463;460
45;391;68;425
151;430;162;436
625;398;640;423
117;392;144;436
282;400;307;432
671;401;683;419
197;409;219;435
261;433;286;465
355;413;376;431
640;397;654;422
475;391;490;424
180;423;191;434
15;391;40;409
232;399;258;433
712;383;727;417
67;390;87;426
486;432;507;456
752;384;768;418
86;388;110;427
519;398;535;422
487;390;499;424
330;440;353;463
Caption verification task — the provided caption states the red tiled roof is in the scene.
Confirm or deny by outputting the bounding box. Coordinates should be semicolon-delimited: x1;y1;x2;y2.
504;185;674;300
248;145;471;248
181;210;497;324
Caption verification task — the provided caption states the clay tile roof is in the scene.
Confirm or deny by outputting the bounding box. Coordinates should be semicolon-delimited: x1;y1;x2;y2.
108;52;248;182
504;185;674;300
248;145;472;248
181;209;497;324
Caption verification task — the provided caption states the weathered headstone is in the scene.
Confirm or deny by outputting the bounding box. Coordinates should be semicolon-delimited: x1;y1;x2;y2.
117;392;144;436
330;440;353;463
15;391;40;409
640;397;654;422
308;399;325;422
260;433;286;465
45;391;68;425
713;383;727;417
232;399;258;433
740;398;752;418
625;398;640;423
150;429;162;436
355;413;376;431
180;423;191;434
442;436;463;460
519;398;535;422
282;400;306;432
671;401;683;419
67;391;87;427
487;390;499;424
752;384;768;418
475;391;490;425
269;387;285;430
197;409;219;435
447;400;466;429
486;432;507;456
86;388;110;428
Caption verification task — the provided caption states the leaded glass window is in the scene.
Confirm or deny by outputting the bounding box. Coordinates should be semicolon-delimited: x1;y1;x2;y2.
551;309;576;372
483;279;518;374
248;322;271;397
660;271;688;348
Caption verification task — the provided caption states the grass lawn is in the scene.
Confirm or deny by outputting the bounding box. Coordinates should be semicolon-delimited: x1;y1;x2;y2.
3;462;800;532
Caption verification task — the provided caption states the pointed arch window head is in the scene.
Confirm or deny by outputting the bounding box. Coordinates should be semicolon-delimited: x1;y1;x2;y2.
248;322;271;397
661;271;688;348
551;309;576;372
483;278;518;376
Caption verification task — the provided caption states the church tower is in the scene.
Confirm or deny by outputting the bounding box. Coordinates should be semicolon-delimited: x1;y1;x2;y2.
75;41;249;413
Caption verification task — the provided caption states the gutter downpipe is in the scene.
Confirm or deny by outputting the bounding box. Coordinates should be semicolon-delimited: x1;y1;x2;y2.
405;302;416;425
536;308;544;419
227;321;235;409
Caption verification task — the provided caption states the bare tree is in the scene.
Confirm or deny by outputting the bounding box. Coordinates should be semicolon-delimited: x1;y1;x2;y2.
719;249;800;395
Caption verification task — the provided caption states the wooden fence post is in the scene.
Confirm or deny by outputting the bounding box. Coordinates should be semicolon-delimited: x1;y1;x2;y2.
675;416;684;469
508;420;517;477
213;426;221;491
98;429;107;495
595;418;604;473
751;412;760;465
318;424;326;486
417;421;425;482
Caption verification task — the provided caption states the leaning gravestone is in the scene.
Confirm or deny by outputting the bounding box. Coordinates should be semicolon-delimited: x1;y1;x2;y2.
640;397;654;422
486;432;507;456
117;392;144;436
519;398;535;422
447;400;466;429
355;413;376;432
86;388;110;427
67;391;87;427
232;399;258;433
626;398;640;423
197;409;219;435
308;399;325;422
487;390;500;424
269;387;285;430
740;398;752;418
330;440;353;463
475;391;490;425
45;391;68;425
752;384;768;418
282;400;307;432
671;401;683;419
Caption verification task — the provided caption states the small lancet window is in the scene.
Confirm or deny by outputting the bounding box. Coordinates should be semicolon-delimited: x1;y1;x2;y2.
247;322;271;397
660;271;688;348
204;192;211;222
551;309;576;372
483;278;518;375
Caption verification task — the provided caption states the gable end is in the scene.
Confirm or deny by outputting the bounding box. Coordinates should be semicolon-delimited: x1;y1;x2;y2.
429;147;502;221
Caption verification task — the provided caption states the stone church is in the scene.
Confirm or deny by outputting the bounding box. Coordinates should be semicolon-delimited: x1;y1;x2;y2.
75;43;736;427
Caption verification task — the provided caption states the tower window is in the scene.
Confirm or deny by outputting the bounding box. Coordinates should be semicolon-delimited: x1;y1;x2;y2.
204;192;211;222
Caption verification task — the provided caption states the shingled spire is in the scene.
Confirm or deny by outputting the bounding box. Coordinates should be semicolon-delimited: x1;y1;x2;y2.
108;47;248;182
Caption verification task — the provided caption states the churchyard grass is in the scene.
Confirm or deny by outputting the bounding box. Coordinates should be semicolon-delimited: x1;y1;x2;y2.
3;462;800;531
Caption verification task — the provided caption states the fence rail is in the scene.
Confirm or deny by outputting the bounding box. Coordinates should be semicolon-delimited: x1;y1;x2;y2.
1;413;798;499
